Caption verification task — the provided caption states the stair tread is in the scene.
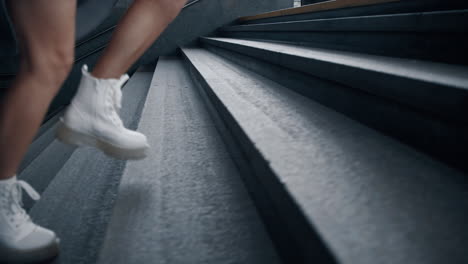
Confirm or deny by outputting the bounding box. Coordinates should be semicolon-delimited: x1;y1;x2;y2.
29;69;152;264
226;9;468;32
98;57;280;264
18;140;76;211
204;37;468;89
202;37;468;121
182;47;468;264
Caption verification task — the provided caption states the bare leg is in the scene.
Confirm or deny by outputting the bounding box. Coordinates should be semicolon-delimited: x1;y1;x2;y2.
92;0;187;78
0;0;76;180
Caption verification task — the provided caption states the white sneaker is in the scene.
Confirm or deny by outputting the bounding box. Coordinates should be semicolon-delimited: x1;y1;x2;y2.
0;176;59;263
57;65;149;160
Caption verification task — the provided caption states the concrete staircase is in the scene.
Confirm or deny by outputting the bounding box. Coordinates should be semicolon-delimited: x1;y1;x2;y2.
17;1;468;264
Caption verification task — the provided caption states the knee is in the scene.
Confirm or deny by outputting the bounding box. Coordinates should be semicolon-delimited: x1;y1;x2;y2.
23;47;74;93
38;48;74;82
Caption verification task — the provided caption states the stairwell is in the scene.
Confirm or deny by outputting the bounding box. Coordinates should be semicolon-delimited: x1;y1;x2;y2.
15;0;468;263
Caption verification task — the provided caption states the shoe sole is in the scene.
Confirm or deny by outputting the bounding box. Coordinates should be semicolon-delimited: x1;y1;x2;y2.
0;238;60;264
56;121;148;160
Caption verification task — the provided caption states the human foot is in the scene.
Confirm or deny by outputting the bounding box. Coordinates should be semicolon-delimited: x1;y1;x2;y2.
57;65;149;160
0;176;59;263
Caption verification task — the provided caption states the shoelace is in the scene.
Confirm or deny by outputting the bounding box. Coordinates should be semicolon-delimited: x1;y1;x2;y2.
4;181;40;228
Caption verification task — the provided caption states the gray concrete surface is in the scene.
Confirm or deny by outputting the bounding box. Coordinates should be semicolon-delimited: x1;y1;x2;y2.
18;140;76;212
98;57;280;264
224;9;468;32
220;10;468;65
200;37;468;172
182;47;468;264
200;37;468;121
28;69;153;264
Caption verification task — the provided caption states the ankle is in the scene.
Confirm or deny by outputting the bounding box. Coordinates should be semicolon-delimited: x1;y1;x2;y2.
90;67;123;79
0;175;16;184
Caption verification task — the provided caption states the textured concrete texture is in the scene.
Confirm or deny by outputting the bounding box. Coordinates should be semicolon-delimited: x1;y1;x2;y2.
98;57;280;264
202;38;468;171
27;69;152;264
182;47;468;264
18;140;76;211
221;9;468;65
201;38;468;120
227;9;468;32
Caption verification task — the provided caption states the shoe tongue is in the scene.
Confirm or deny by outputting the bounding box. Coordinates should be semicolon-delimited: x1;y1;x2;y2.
113;85;123;110
109;74;128;110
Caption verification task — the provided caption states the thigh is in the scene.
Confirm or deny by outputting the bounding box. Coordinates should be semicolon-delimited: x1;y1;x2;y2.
6;0;76;63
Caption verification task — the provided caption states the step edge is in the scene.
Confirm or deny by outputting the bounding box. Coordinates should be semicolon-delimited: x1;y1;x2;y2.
201;37;468;122
181;47;340;263
180;46;468;263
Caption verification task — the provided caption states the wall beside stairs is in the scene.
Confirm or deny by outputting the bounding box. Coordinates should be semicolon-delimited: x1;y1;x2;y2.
120;0;293;66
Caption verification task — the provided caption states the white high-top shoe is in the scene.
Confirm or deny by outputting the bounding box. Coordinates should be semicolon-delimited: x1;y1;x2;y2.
57;65;149;160
0;176;59;263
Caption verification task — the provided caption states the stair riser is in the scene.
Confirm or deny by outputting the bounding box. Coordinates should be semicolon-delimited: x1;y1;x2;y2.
19;142;76;211
234;10;468;33
219;31;468;65
182;51;338;264
202;43;468;172
225;10;468;65
201;38;468;124
18;110;77;211
242;0;468;24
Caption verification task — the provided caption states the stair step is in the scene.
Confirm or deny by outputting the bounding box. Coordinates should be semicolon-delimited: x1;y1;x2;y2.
181;47;468;264
231;9;468;32
201;37;468;119
240;0;468;25
223;10;468;64
28;67;152;264
97;57;280;264
201;37;468;171
18;140;76;211
17;109;76;212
